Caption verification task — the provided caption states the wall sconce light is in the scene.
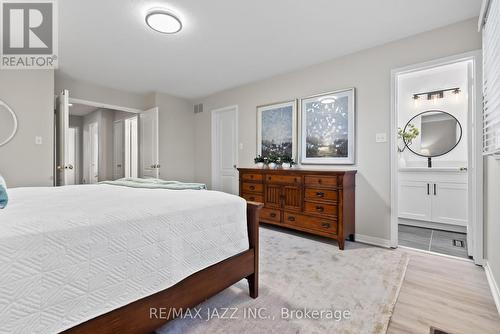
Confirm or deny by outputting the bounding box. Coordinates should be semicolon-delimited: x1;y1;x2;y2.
412;87;460;101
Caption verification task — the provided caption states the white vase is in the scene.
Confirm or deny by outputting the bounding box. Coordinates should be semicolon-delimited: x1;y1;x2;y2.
255;162;264;169
268;163;276;169
399;155;406;168
282;164;291;169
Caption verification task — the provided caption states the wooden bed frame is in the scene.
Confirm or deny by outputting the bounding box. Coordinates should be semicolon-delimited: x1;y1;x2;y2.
63;202;263;334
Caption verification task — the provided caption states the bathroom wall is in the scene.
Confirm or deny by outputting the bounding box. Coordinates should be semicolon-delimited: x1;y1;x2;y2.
397;61;470;167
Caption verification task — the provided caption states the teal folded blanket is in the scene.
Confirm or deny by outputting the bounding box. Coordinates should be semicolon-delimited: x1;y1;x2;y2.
100;178;207;190
0;185;7;209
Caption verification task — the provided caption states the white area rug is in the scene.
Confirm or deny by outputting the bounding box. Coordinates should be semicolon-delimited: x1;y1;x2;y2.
157;226;408;334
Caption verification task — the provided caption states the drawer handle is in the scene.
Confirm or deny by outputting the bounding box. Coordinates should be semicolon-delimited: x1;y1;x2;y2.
268;176;272;180
316;206;324;212
294;178;298;182
316;192;324;197
318;179;322;184
270;213;277;218
321;223;331;228
287;216;296;222
250;175;254;179
249;185;255;190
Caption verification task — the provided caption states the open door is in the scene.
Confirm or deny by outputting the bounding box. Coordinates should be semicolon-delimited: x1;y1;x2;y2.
140;107;159;178
55;90;70;186
113;120;124;180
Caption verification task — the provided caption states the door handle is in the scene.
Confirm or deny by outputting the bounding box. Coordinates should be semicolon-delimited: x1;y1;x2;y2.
427;183;430;195
434;183;437;196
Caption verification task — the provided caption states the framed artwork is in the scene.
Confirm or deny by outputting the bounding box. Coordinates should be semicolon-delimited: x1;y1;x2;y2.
300;88;355;164
257;100;297;160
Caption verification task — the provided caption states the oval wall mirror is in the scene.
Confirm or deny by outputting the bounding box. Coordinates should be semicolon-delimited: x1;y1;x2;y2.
404;110;462;158
0;100;18;147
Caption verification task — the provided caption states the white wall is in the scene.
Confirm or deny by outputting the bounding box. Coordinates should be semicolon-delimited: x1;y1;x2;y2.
55;72;150;110
151;93;195;182
485;157;500;301
397;61;469;167
0;70;55;187
192;18;481;241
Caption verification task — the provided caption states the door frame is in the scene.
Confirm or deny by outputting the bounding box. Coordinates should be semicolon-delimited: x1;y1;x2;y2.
390;50;484;265
211;105;239;192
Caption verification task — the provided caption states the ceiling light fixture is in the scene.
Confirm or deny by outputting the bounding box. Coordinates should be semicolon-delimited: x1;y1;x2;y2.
146;9;182;34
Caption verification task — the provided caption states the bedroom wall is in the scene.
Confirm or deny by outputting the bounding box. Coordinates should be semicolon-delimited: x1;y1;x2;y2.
192;18;481;243
150;92;195;182
0;70;55;187
485;157;500;302
55;72;150;110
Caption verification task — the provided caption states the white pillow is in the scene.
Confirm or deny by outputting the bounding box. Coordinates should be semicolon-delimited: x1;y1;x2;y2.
0;174;6;189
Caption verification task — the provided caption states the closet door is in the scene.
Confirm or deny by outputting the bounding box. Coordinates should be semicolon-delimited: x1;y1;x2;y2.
113;120;124;180
431;182;468;226
398;180;432;221
55;90;70;186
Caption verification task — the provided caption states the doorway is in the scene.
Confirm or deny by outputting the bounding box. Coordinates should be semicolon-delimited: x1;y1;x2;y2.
390;51;483;264
55;90;159;185
211;105;239;195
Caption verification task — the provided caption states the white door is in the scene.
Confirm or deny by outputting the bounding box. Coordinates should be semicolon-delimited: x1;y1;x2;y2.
125;116;138;178
113;120;124;180
66;127;77;185
88;122;99;184
398;180;432;221
212;106;238;194
140;107;159;178
431;182;468;226
55;90;70;186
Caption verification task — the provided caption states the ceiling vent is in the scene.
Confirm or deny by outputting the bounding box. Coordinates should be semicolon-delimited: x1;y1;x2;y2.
194;103;204;114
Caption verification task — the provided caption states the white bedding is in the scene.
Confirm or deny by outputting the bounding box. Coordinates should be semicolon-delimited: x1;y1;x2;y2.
0;184;249;334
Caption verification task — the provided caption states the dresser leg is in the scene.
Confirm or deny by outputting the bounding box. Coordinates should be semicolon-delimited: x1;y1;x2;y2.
338;239;345;250
247;274;258;298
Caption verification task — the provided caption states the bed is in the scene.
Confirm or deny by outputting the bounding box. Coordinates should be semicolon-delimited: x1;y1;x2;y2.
0;183;261;334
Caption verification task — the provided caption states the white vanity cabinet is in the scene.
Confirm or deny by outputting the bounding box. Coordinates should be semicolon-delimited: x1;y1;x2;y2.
398;169;468;227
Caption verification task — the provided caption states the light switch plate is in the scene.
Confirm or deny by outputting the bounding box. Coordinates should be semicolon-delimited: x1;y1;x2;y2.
375;133;387;143
35;136;43;145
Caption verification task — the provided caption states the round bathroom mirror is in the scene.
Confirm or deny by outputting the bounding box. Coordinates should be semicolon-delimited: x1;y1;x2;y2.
0;100;18;147
404;110;462;158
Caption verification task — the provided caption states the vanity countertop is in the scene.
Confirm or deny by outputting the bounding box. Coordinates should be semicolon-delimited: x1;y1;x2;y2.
399;167;467;173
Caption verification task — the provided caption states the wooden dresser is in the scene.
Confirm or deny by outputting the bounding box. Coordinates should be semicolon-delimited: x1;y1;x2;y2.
238;168;356;250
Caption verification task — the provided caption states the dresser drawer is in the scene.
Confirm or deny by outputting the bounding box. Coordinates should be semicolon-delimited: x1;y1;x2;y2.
241;193;263;203
242;183;263;193
260;208;281;222
305;188;338;202
284;212;337;234
265;174;301;184
305;175;338;187
241;173;263;182
304;201;337;216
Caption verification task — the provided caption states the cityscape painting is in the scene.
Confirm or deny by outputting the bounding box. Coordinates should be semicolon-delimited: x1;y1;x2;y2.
300;89;355;164
257;101;297;159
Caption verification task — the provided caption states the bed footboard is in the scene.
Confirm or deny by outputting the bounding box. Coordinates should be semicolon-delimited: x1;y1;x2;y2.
63;201;263;334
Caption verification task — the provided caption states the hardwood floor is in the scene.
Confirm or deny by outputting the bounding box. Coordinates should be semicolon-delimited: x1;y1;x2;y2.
388;249;500;334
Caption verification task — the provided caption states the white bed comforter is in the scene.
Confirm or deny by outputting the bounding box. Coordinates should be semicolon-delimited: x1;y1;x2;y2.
0;185;249;334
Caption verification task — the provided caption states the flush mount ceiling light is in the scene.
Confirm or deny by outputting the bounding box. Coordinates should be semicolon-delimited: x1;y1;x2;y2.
145;9;182;34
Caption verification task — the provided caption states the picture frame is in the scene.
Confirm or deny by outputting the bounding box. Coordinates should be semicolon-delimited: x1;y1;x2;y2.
257;100;297;160
299;88;356;164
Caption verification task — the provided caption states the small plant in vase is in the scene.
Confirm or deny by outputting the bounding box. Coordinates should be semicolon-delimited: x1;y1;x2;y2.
281;155;296;169
254;155;265;168
397;124;419;167
267;154;279;169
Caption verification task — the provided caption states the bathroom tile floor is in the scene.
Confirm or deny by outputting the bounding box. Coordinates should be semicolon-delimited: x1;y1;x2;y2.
398;224;469;259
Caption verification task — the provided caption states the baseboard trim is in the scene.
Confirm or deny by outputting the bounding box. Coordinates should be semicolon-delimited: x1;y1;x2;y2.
355;234;391;248
485;262;500;316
